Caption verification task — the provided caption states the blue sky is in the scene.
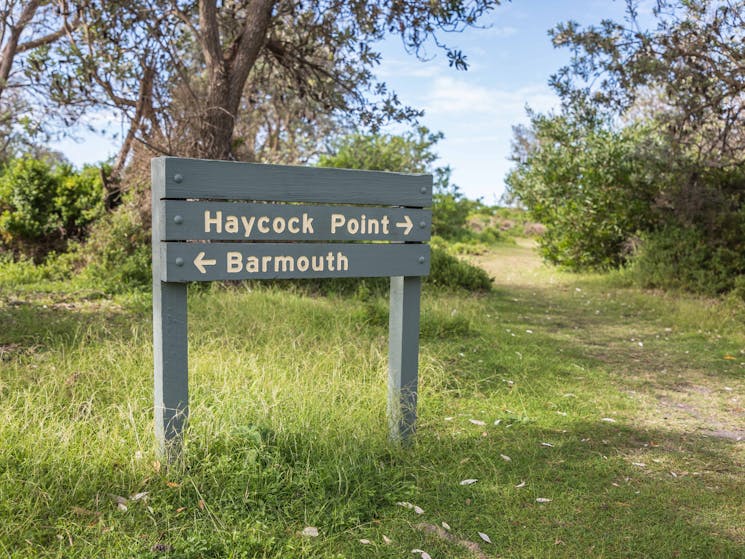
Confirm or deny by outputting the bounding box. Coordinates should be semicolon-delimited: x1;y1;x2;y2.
51;0;647;202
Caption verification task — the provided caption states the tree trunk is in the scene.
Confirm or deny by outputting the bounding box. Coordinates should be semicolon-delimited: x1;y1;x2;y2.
192;0;276;160
196;72;236;159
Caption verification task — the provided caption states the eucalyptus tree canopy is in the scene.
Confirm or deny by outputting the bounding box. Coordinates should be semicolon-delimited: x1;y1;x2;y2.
550;0;745;167
0;1;79;159
13;0;502;172
506;0;745;289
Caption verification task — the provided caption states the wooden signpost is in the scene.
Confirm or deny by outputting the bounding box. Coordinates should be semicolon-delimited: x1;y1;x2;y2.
152;157;432;457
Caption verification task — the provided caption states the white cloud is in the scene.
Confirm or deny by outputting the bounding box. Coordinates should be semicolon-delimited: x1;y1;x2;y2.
375;58;443;79
424;76;557;119
408;77;561;200
425;77;494;113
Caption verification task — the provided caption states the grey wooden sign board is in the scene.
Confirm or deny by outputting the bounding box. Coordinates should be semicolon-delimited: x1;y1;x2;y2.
152;157;432;458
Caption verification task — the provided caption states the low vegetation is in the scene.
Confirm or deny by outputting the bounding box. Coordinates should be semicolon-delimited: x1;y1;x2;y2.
2;241;743;558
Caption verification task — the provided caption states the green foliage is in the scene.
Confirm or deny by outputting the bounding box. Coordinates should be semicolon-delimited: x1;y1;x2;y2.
550;1;745;167
521;1;745;296
0;158;59;246
427;243;492;291
630;224;745;296
507;108;745;293
733;275;745;301
0;157;105;258
0;252;74;285
318;127;442;173
506;114;658;270
55;165;106;235
432;192;475;240
78;201;151;292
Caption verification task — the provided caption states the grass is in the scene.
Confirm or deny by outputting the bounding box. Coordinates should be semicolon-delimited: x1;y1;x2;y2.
1;242;744;558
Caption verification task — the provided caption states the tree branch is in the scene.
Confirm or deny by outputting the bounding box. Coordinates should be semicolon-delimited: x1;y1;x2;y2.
0;0;43;95
198;0;222;72
17;6;80;53
229;0;276;102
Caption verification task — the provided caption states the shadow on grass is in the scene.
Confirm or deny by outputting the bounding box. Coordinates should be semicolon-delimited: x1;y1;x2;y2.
444;277;745;397
410;418;745;557
1;271;743;556
2;414;743;558
0;297;136;353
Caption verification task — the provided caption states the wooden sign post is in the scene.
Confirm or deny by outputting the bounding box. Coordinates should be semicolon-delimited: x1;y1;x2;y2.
152;157;432;458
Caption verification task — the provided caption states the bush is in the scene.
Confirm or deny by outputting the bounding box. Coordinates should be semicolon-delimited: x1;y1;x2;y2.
629;225;745;295
432;193;477;240
506;115;659;270
0;158;59;248
78;201;151;292
55;165;106;237
427;244;492;291
0;157;105;259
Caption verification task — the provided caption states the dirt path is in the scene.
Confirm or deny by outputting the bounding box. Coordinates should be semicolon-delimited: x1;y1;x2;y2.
472;242;745;446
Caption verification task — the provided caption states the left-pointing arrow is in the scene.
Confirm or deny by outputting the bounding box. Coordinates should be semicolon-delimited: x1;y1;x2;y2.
193;251;217;274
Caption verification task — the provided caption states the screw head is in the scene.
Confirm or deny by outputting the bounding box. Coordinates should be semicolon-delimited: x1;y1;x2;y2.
419;221;426;228
173;174;183;183
418;256;425;264
175;257;184;267
174;215;183;224
420;186;427;194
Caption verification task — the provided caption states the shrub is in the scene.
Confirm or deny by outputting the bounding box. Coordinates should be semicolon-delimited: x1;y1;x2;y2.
78;201;151;292
426;245;492;291
432;193;477;241
0;157;105;259
54;165;106;237
629;225;745;295
0;158;61;254
506;115;658;270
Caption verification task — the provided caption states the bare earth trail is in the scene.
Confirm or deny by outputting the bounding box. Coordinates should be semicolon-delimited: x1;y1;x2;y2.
470;242;745;548
474;240;745;444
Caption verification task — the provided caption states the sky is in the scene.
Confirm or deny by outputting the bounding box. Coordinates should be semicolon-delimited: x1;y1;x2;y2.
50;0;646;203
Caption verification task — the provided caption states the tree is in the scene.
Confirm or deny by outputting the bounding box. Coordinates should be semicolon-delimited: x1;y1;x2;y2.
506;112;659;269
0;1;80;160
548;0;745;237
26;0;503;175
550;0;745;167
506;0;745;291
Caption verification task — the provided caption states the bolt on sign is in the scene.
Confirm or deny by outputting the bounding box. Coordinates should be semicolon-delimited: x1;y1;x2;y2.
152;157;432;458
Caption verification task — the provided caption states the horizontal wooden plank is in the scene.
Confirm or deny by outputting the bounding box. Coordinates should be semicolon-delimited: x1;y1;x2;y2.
161;200;432;242
154;157;432;207
161;242;430;282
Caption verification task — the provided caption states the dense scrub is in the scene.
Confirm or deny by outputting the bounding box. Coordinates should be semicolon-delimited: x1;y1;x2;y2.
0;158;105;259
507;114;745;296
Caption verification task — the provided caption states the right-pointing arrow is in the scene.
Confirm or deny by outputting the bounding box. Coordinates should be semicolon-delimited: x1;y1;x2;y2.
193;251;217;274
395;214;413;235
